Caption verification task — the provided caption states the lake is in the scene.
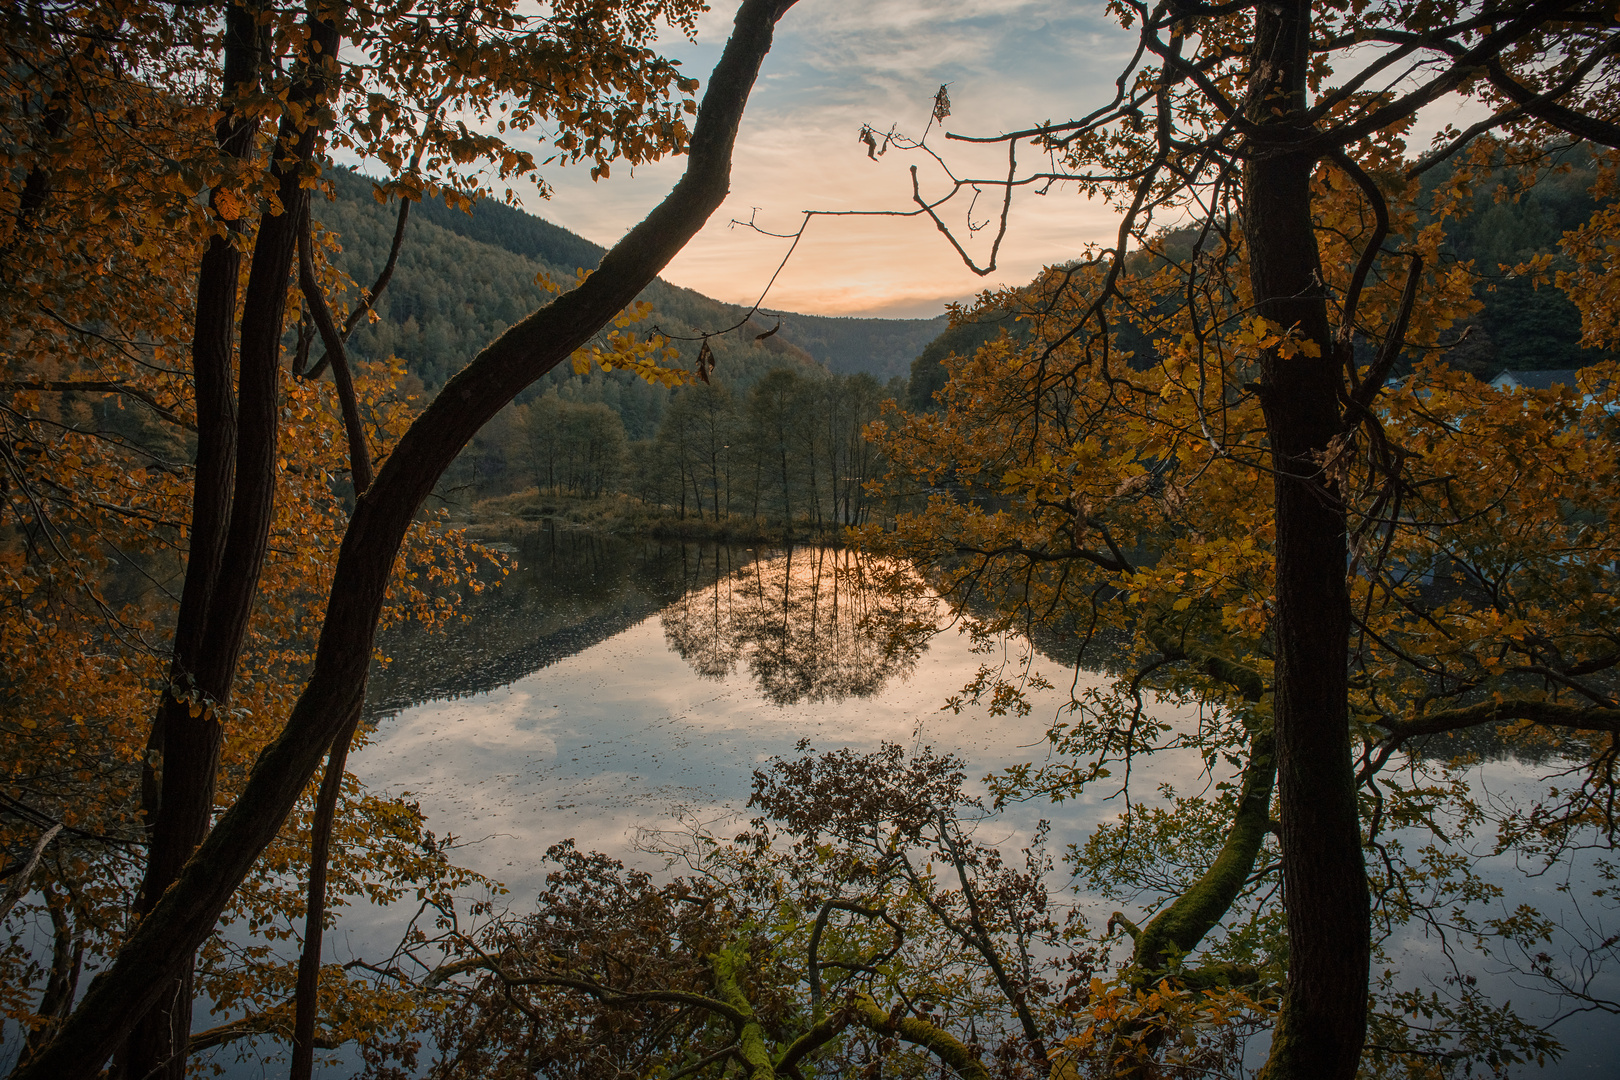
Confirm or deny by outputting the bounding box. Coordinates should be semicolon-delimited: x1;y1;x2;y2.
335;525;1614;1077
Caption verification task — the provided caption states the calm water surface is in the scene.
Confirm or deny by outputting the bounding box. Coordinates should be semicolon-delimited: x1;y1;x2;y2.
354;531;1159;902
337;527;1614;1077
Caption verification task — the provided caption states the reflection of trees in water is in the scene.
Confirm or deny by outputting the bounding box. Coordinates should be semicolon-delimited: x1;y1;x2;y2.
660;546;936;704
371;528;715;712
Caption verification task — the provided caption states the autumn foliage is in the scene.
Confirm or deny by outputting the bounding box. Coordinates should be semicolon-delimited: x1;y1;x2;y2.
6;0;1620;1076
862;116;1620;1080
0;0;752;1071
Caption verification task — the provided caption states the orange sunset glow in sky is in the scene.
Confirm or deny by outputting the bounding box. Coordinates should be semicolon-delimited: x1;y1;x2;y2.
523;1;1135;318
511;1;1481;320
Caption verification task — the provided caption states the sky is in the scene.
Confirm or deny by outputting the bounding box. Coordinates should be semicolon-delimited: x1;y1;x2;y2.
498;1;1483;320
513;1;1141;319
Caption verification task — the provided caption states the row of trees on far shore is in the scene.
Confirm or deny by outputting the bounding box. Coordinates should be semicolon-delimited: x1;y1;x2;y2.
449;367;900;529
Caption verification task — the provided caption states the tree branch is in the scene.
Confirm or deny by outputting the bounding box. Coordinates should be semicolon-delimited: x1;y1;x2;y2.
954;541;1131;574
8;4;800;1075
185;1010;341;1055
905;135;1015;277
1131;720;1275;974
290;700;363;1080
775;1006;853;1075
304;183;413;381
344;190;411;339
1289;0;1587;156
807;899;901;1019
851;997;991;1080
1380;698;1620;743
0;824;61;924
711;947;774;1080
1485;50;1620;149
1349;253;1424;417
1324;148;1390;376
297;202;373;493
0;381;194;431
934;812;1050;1062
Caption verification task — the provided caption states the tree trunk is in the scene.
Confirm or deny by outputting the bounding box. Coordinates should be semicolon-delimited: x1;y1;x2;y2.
13;5;798;1075
1246;2;1369;1075
124;6;260;1076
290;703;364;1080
779;444;792;526
19;888;82;1066
124;9;342;1078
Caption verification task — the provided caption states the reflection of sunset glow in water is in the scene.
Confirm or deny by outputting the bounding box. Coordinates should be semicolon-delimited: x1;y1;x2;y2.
347;538;1612;1072
659;547;938;705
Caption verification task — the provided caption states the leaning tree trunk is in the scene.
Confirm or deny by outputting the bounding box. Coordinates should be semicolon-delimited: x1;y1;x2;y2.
12;4;799;1077
289;702;363;1080
1246;1;1370;1077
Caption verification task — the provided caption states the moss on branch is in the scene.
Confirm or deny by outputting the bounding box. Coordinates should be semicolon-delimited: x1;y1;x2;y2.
1132;718;1276;977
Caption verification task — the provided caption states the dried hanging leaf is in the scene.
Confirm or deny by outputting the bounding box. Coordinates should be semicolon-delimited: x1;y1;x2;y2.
859;125;880;160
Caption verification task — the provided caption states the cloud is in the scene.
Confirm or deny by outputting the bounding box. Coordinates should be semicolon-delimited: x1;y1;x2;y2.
430;1;1506;320
526;0;1139;317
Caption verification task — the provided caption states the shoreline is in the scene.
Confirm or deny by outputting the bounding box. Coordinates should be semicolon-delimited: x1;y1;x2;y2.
448;490;857;546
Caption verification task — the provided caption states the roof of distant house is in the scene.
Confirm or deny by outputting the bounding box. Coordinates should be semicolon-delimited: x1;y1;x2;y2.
1490;369;1582;391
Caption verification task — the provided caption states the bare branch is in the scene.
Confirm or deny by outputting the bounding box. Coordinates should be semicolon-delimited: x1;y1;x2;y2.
296;202;373;493
1325;148;1391;374
0;824;62;923
0;381;194;431
1349;253;1424;416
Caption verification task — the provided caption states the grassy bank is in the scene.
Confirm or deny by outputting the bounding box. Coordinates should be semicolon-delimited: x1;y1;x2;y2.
453;489;853;545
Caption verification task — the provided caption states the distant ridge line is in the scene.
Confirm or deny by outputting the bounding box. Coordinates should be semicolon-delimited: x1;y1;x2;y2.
329;166;946;382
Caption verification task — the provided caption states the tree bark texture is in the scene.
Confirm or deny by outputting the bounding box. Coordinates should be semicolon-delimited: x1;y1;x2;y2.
13;4;798;1077
124;6;262;1076
124;8;342;1077
1246;2;1370;1076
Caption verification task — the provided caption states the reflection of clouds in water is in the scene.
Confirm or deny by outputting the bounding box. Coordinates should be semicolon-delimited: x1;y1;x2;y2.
346;540;1614;1074
660;547;936;705
375;693;558;758
353;611;1208;913
352;544;1209;917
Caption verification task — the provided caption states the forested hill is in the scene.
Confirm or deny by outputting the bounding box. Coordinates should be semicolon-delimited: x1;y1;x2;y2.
312;168;943;394
394;181;948;378
1418;147;1610;377
752;312;948;382
902;148;1616;408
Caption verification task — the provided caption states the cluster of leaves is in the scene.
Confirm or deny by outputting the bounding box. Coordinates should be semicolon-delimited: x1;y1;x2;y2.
860;126;1620;1071
0;0;717;1061
364;742;1282;1080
